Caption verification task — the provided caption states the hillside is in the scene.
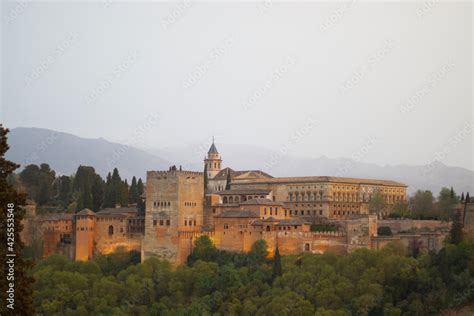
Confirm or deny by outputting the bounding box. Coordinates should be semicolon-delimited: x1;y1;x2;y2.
7;127;169;180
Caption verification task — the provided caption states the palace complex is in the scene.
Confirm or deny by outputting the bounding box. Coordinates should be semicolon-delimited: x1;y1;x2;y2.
23;141;474;264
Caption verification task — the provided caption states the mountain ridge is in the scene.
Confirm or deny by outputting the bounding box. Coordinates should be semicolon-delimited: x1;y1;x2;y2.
6;127;474;195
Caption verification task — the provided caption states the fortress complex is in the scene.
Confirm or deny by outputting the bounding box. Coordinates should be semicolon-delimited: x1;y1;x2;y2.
141;141;450;266
25;141;468;263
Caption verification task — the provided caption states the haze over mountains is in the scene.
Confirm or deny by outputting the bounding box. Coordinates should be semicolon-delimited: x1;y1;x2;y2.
7;127;474;195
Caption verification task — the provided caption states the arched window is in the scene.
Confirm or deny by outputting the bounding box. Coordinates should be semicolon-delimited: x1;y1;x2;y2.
108;225;114;236
229;196;234;204
304;243;310;251
223;197;228;204
266;226;271;232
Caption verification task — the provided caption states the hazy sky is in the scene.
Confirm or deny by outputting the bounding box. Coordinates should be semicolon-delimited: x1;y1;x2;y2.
1;1;473;170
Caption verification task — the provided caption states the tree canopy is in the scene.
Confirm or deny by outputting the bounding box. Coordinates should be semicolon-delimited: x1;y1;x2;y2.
31;238;474;315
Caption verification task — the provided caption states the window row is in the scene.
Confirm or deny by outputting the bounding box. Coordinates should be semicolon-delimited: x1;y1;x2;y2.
264;207;278;216
154;201;171;207
333;210;360;216
184;220;197;226
153;219;171;226
289;210;323;216
184;201;197;207
288;192;324;202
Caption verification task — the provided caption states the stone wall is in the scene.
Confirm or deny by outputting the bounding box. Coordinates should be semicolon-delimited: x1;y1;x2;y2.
379;219;451;234
142;170;204;266
372;231;448;253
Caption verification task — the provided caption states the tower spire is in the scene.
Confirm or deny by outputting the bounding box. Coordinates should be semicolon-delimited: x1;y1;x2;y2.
204;138;222;180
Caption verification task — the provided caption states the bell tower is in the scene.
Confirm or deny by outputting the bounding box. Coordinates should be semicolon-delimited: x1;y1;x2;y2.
204;138;222;178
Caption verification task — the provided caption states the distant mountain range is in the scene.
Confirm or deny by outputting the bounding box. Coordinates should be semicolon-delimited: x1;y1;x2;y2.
7;127;169;180
6;127;474;195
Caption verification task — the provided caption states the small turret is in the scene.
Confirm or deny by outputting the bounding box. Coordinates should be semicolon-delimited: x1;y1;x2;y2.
204;137;222;178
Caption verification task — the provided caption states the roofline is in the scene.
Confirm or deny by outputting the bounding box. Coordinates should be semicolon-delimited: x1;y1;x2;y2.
233;176;407;187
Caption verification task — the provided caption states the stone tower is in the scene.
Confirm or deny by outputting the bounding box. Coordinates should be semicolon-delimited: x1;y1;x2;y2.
204;139;222;178
74;209;95;261
142;169;204;265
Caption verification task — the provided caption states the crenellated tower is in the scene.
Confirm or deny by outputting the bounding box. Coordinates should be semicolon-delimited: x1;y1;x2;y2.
204;138;222;179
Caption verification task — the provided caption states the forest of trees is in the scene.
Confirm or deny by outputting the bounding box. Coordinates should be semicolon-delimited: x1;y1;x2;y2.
31;235;474;316
387;187;469;221
10;163;145;213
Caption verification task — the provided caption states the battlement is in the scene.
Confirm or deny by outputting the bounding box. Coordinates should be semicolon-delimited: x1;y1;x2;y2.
147;170;203;179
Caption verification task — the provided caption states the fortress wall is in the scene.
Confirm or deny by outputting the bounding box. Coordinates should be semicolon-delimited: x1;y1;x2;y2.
379;219;450;233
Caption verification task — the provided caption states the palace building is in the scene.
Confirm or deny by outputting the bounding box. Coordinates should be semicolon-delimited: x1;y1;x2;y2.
25;141;457;264
141;141;449;266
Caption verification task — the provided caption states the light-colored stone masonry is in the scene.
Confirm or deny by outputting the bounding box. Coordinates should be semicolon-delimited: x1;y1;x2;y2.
142;170;204;265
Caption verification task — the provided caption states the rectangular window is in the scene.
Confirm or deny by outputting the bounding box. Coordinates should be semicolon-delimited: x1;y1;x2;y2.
184;220;187;226
159;220;164;226
153;220;157;227
166;220;170;226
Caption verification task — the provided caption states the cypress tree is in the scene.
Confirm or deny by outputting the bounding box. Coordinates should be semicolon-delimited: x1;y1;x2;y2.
461;192;465;202
129;176;139;204
137;178;145;213
0;125;34;315
450;210;463;244
466;192;471;204
272;246;282;279
137;178;144;196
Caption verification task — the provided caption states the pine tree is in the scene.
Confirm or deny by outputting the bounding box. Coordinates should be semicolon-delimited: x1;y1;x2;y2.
272;246;282;279
0;126;34;315
225;169;231;190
